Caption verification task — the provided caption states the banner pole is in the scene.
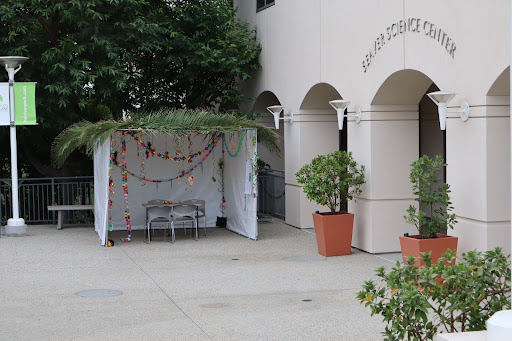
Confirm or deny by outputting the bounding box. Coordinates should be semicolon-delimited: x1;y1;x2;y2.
0;56;28;236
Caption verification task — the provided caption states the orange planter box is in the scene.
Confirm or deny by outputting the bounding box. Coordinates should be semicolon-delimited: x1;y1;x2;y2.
312;212;354;256
399;234;458;267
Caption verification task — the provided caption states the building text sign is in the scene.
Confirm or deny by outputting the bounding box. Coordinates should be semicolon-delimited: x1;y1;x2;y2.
362;18;457;73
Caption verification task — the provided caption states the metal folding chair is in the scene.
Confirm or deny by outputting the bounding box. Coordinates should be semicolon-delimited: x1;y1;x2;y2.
170;204;198;242
146;206;173;243
183;199;206;236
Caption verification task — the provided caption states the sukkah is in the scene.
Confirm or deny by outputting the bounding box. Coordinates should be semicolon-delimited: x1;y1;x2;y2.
52;109;279;245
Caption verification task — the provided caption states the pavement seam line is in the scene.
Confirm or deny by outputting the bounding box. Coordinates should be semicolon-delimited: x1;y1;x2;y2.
120;247;213;340
171;287;366;302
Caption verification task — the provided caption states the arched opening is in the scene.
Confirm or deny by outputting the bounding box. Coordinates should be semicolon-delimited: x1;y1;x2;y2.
419;83;445;181
253;91;284;170
372;69;444;171
252;91;285;220
483;66;510;243
353;69;445;252
374;70;445;227
487;66;509;96
300;83;347;152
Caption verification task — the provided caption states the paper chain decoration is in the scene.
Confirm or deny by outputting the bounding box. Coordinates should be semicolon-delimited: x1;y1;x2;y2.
114;141;216;183
120;132;132;242
108;138;115;234
130;131;222;162
223;131;246;157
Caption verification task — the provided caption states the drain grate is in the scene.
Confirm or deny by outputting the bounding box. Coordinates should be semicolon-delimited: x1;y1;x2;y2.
76;289;123;298
283;256;326;262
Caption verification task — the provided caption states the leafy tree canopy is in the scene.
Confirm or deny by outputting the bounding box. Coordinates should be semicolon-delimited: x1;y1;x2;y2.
0;0;261;177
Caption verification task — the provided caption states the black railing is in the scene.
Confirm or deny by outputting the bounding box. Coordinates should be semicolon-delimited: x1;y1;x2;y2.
0;176;94;225
0;172;285;224
257;169;285;219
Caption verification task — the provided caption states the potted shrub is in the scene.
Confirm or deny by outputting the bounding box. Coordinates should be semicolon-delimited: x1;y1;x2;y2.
401;155;458;266
295;150;365;256
357;248;511;341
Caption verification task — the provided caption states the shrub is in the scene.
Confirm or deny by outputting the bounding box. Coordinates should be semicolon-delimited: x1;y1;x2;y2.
404;155;457;238
357;248;511;341
295;150;365;213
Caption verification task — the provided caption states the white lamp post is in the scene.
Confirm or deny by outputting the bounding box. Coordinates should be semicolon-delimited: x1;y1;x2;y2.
0;56;28;235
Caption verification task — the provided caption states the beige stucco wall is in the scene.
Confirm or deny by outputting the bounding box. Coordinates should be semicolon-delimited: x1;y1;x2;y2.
235;0;511;254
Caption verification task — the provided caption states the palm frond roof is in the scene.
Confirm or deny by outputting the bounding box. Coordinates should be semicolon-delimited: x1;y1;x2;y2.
52;109;280;167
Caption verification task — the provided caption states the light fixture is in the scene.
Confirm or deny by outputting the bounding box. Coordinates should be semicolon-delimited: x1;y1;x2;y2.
328;100;362;130
266;105;293;130
427;91;469;130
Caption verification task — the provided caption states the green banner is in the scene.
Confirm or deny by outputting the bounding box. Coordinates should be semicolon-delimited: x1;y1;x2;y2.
14;82;37;125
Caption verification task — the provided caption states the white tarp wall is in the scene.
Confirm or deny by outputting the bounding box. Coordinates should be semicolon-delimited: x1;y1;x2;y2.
93;129;258;244
93;138;111;246
224;129;258;240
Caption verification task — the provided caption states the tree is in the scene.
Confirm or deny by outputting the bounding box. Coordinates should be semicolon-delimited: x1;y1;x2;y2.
0;0;260;177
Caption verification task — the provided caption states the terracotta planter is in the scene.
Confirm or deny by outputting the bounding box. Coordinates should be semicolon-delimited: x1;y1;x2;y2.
312;212;354;256
399;234;458;267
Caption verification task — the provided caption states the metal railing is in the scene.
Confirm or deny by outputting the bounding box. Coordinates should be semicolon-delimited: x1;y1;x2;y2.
257;169;285;219
0;172;285;224
0;176;94;225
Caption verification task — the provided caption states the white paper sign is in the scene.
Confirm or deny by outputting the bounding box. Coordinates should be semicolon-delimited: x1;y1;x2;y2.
0;83;9;126
245;160;253;195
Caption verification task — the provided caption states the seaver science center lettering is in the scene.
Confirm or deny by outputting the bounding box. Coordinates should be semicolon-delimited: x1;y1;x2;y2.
363;18;456;73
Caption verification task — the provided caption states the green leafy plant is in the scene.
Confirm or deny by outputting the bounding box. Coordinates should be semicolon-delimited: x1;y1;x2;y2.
257;158;271;171
404;155;457;238
357;248;511;341
295;150;365;213
0;0;261;178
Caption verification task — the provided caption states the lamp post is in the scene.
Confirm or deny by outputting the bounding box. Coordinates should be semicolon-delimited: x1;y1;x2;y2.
0;56;28;235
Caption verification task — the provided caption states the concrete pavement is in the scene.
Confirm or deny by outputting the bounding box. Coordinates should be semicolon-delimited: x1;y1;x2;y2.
0;219;398;340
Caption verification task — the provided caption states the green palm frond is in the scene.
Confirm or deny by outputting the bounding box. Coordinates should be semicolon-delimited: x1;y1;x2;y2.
51;108;280;167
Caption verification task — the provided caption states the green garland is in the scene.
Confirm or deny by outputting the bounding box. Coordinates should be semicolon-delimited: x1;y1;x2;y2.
223;130;246;157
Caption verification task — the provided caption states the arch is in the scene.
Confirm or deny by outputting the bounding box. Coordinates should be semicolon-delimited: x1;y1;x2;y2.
487;66;509;96
300;83;342;110
299;82;347;154
371;69;435;105
252;91;284;171
252;91;281;113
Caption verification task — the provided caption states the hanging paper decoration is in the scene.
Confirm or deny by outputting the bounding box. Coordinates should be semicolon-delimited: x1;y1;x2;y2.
128;131;221;163
218;149;226;215
223;131;246;157
112;141;217;183
120;132;132;242
245;159;253;195
108;137;115;233
145;142;151;159
188;175;194;186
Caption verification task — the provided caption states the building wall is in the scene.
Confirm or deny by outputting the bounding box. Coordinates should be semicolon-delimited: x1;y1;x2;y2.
235;0;511;254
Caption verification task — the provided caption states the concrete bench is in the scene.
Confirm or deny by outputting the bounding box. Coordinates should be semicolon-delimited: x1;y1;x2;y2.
47;205;94;230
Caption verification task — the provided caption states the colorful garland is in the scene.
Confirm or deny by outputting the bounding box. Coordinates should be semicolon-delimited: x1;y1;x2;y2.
130;131;222;163
108;138;114;233
223;131;246;157
120;132;132;242
114;147;214;183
